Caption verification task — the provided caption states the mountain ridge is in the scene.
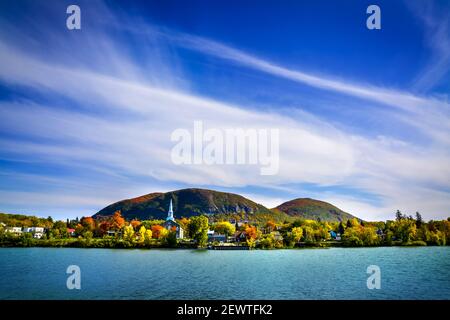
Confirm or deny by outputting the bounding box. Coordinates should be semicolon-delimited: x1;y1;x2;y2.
93;188;358;223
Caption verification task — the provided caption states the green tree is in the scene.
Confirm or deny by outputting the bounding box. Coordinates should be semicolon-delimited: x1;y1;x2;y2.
20;232;35;247
343;225;381;246
165;230;177;247
415;212;423;227
292;219;305;228
51;220;68;239
259;233;275;249
338;222;345;235
396;210;403;221
342;227;363;246
429;230;446;246
360;226;380;246
188;216;209;247
393;219;417;243
385;230;394;245
84;231;93;240
213;221;236;236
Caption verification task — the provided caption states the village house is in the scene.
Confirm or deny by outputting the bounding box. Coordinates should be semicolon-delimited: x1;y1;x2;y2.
329;231;342;241
106;230;122;237
5;227;23;236
271;231;283;241
207;230;227;243
231;230;247;243
23;227;45;239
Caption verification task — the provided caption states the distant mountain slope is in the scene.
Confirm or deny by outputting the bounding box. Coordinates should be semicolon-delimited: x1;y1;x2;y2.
93;188;273;221
273;198;356;222
0;212;53;228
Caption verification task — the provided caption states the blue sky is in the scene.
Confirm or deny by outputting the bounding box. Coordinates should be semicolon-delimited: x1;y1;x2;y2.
0;0;449;221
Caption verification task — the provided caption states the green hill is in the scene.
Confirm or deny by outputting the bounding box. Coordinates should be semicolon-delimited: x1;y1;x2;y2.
273;198;356;222
0;212;53;228
93;188;359;223
93;188;275;221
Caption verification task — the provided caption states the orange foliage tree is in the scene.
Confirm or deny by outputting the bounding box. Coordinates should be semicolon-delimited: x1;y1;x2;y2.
151;225;165;239
111;211;125;230
245;225;259;240
81;216;95;231
266;220;276;233
131;219;141;230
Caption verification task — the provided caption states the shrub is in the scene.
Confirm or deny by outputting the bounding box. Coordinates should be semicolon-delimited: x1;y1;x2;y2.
403;240;427;246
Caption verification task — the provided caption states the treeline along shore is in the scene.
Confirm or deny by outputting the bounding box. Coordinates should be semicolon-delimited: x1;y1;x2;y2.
0;210;449;249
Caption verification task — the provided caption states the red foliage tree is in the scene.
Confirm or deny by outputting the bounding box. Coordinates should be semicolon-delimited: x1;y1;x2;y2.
98;221;112;236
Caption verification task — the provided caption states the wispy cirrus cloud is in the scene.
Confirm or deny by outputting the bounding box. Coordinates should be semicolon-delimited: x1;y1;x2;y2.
406;0;450;93
153;26;450;112
129;23;450;147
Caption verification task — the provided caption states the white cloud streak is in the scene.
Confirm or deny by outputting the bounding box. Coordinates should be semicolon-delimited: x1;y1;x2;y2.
156;27;450;112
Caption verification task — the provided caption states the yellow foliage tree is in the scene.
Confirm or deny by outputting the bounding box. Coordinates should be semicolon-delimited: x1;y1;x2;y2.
144;229;153;245
291;227;303;242
138;226;146;243
123;225;135;242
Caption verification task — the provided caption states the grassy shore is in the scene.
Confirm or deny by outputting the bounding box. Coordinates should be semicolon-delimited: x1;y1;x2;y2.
0;235;435;250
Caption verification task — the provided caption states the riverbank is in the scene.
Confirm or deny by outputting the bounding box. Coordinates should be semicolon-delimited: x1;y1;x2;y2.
0;236;438;249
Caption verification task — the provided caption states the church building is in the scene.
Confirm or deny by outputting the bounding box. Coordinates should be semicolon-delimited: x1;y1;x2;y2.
163;199;184;239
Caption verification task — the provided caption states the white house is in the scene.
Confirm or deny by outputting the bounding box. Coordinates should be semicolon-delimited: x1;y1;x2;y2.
23;227;44;233
23;227;45;239
106;230;122;237
207;230;227;243
5;227;23;235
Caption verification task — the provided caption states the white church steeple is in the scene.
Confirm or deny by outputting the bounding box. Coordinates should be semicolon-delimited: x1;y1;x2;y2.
166;199;174;221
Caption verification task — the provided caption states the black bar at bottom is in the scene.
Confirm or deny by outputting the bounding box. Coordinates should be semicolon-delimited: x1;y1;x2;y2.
0;300;448;318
